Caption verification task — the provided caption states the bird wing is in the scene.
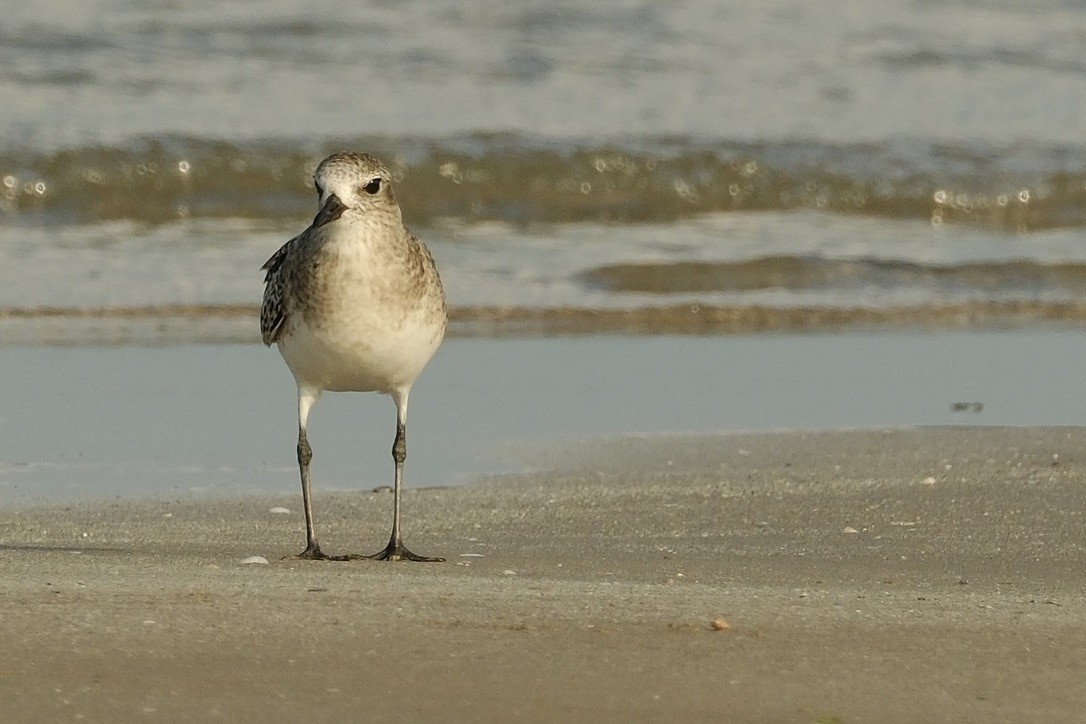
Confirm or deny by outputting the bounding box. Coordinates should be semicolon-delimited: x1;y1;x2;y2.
259;235;297;346
260;210;339;346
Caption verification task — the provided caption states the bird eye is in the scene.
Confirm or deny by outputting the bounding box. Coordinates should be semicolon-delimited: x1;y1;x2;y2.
363;178;382;195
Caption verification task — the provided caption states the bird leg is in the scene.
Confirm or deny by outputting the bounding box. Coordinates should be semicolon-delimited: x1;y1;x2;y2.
350;415;443;562
286;426;348;561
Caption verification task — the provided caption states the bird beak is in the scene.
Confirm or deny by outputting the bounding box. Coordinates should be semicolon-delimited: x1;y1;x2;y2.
312;193;347;229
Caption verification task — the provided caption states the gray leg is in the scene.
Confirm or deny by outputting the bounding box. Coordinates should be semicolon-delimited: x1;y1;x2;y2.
353;390;443;562
288;387;346;561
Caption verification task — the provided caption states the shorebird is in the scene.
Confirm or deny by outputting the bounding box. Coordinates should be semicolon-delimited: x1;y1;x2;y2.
260;152;447;562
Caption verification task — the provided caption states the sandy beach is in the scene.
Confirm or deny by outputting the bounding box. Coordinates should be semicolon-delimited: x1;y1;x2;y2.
8;3;1086;722
1;427;1084;723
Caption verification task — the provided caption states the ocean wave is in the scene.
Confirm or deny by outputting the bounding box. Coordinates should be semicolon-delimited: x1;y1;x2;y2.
0;135;1083;231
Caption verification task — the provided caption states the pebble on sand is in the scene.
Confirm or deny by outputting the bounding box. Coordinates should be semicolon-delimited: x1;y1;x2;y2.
710;617;731;631
240;556;269;565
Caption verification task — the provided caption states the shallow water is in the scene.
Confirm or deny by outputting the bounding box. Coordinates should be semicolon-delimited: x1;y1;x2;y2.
4;0;1086;146
4;1;1086;339
2;331;1084;505
4;3;1086;506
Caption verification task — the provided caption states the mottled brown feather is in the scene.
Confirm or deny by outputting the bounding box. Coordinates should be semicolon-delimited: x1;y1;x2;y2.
259;235;296;346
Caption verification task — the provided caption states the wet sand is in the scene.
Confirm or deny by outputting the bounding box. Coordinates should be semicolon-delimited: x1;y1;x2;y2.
1;427;1084;723
6;300;1086;345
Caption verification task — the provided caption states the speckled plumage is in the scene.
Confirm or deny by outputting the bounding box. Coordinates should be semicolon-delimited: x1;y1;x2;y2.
260;152;447;562
260;153;447;380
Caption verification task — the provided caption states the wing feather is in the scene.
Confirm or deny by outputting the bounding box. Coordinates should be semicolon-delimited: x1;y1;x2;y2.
259;239;294;345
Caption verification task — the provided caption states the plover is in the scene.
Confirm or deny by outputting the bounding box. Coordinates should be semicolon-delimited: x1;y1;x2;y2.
260;152;447;562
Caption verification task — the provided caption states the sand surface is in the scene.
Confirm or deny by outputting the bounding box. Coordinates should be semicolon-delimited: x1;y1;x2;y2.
1;427;1084;723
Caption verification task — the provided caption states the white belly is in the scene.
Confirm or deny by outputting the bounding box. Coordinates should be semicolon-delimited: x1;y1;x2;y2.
278;310;444;394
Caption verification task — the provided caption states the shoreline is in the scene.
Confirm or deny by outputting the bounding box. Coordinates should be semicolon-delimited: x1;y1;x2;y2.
5;300;1086;345
2;427;1084;722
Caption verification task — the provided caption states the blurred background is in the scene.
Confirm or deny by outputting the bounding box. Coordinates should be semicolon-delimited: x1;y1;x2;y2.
4;0;1086;334
4;0;1086;502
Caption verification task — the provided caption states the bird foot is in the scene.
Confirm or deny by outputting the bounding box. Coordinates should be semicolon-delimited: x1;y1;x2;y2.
347;539;444;562
284;543;349;561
